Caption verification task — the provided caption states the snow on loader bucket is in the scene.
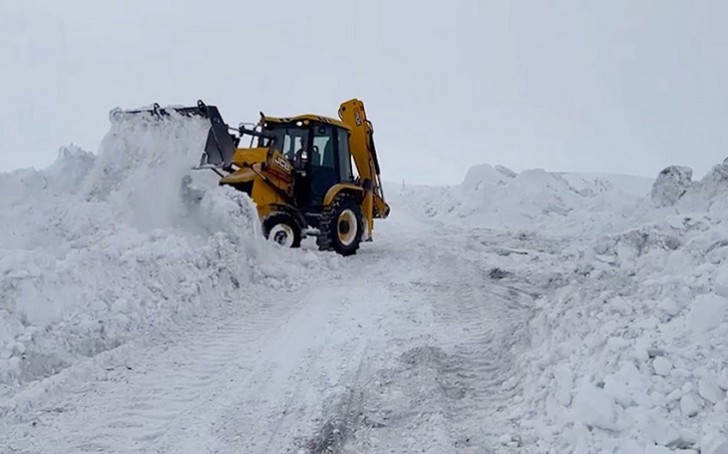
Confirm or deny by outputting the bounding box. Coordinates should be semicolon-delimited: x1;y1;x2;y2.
112;100;238;171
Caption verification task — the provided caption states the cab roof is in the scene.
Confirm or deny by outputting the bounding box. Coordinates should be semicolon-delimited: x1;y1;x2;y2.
262;114;351;131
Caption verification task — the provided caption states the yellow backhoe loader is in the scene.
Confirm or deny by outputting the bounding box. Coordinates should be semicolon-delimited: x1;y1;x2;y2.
119;99;389;256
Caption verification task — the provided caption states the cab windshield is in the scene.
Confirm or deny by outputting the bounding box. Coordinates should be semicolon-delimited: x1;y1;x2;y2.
267;124;310;161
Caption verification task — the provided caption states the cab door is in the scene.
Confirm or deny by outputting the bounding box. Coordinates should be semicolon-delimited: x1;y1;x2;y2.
306;124;340;207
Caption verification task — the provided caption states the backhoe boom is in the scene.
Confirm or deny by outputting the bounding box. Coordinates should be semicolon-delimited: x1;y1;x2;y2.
338;99;390;227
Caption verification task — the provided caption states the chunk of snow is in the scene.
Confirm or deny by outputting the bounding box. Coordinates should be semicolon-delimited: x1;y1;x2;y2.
644;446;672;454
658;299;683;317
573;383;616;430
687;294;727;335
701;433;728;454
553;364;574;406
651;165;693;207
461;163;515;192
713;267;728;298
698;377;725;404
680;394;700;417
641;411;682;446
718;368;728;391
653;357;672;377
621;440;645;454
603;374;634;408
699;158;728;198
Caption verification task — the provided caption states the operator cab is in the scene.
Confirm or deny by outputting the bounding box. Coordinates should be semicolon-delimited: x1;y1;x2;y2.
263;118;355;211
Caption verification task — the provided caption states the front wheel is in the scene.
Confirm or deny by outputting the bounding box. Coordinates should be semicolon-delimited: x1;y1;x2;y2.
316;196;363;256
262;213;302;248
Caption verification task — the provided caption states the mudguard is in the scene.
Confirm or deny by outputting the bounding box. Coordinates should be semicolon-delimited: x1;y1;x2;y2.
322;184;365;207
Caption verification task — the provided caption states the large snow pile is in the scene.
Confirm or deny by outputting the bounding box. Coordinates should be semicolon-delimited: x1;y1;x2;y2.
0;111;328;388
391;159;728;452
511;159;728;452
399;164;653;238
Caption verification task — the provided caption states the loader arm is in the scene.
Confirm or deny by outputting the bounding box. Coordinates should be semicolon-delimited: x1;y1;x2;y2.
337;99;390;225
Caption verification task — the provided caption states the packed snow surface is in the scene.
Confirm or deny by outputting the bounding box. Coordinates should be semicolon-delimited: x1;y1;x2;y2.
1;113;727;453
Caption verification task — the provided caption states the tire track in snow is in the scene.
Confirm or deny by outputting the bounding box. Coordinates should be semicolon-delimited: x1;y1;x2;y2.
434;271;535;446
338;227;549;453
3;286;312;453
410;254;536;450
2;250;398;454
3;215;564;454
208;281;396;454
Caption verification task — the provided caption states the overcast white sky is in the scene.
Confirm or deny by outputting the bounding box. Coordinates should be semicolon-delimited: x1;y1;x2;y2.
2;0;727;184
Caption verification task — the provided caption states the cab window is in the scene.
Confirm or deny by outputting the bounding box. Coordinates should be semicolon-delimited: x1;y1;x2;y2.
337;128;353;181
268;125;309;161
312;125;335;169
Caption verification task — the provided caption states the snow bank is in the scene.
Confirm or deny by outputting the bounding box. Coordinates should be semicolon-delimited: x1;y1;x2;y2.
398;163;653;238
0;112;330;387
512;158;728;453
392;158;728;452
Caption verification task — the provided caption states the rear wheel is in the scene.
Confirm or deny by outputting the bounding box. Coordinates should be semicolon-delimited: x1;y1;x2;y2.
316;195;363;256
262;213;302;248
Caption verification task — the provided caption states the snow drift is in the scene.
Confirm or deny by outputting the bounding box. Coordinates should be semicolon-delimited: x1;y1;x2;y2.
392;159;728;452
457;160;728;452
398;163;653;238
0;112;329;388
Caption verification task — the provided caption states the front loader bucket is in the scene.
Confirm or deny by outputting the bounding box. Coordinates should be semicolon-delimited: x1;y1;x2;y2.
113;100;237;169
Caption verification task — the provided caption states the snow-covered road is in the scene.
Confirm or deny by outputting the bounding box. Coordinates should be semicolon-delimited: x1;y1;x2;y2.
3;115;728;453
2;210;556;453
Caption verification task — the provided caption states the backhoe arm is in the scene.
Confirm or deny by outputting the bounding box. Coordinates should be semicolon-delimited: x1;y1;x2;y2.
338;99;390;225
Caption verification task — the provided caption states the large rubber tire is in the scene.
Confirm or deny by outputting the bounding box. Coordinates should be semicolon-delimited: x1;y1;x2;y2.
262;212;302;248
316;195;363;256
